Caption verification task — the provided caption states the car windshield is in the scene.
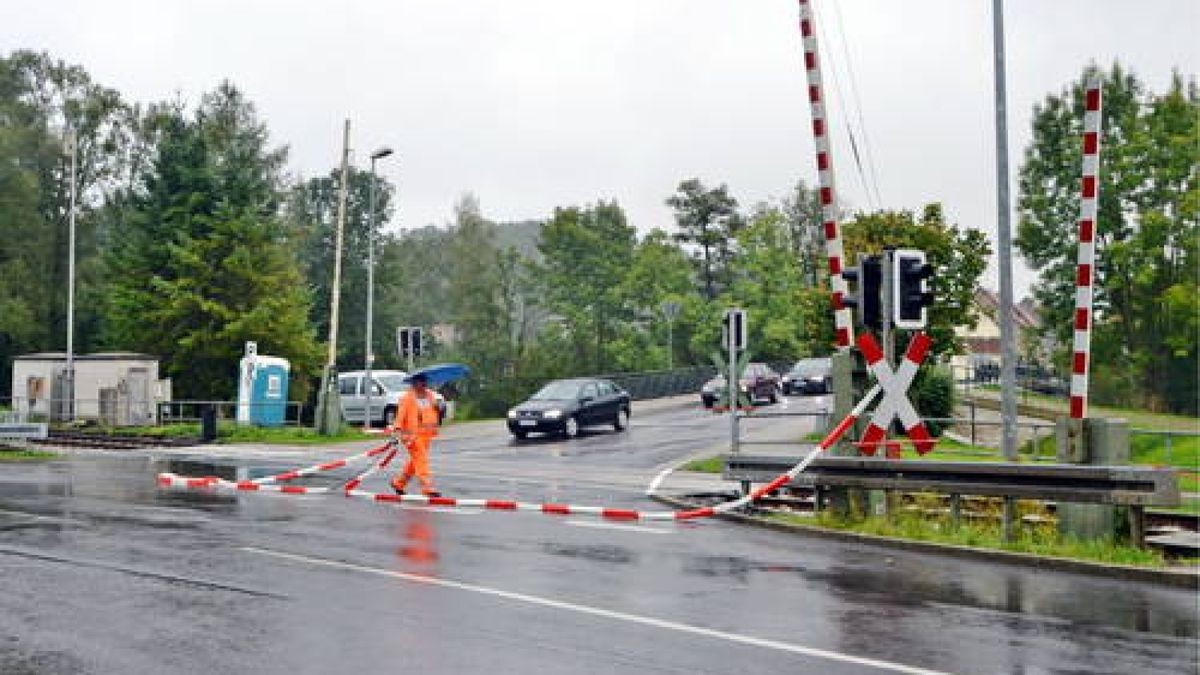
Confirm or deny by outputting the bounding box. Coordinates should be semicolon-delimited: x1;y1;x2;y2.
531;381;584;400
374;374;408;391
793;359;830;376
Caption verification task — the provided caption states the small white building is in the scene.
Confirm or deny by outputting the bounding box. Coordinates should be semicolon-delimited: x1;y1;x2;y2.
11;352;171;426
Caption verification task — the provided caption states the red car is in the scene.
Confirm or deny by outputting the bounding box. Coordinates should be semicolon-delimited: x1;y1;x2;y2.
700;363;781;407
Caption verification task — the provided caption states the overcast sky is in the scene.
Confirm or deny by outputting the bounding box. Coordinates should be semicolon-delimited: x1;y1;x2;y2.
5;0;1197;297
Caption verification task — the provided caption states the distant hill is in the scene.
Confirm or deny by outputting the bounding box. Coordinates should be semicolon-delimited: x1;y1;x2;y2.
493;219;543;261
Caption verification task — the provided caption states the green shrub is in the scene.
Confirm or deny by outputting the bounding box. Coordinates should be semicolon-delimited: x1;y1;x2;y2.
911;366;955;435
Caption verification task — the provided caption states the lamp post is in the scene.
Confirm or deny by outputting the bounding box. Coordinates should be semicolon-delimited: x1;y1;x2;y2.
363;146;394;430
64;127;78;422
660;300;680;371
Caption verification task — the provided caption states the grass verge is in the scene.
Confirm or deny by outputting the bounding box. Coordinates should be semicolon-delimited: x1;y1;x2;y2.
106;423;376;445
771;510;1166;567
0;447;59;461
682;456;726;473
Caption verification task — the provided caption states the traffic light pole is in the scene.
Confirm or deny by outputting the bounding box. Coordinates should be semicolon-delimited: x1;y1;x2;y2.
882;249;896;376
728;316;738;456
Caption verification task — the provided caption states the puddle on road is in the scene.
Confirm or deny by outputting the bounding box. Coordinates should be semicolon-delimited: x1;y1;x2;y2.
682;555;807;582
542;542;636;565
806;561;1198;640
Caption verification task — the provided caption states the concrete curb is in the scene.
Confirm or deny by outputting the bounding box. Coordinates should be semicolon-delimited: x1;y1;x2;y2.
650;493;1200;590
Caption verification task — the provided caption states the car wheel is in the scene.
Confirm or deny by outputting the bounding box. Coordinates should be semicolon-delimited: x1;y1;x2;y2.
383;406;396;428
613;408;629;431
562;416;580;439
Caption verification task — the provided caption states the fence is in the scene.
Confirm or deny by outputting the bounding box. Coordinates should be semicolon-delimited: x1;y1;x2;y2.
601;365;717;400
2;396;156;426
158;400;307;427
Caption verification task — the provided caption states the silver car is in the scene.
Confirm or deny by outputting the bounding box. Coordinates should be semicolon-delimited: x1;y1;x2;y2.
337;370;445;427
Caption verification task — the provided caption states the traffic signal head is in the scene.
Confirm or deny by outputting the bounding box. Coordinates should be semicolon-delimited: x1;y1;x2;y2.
893;249;935;329
397;326;423;357
841;255;883;330
721;308;747;351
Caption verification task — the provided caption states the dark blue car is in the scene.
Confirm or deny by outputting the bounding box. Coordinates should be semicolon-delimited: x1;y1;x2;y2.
507;378;631;440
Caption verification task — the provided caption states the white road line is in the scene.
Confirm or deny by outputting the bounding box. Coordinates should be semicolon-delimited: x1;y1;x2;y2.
0;508;85;525
242;546;949;675
564;520;671;535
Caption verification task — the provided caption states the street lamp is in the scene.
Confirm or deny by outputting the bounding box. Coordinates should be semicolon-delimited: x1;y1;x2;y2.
660;300;680;371
64;128;78;422
363;146;394;430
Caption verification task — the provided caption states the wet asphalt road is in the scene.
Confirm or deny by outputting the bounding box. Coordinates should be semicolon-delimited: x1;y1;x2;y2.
1;395;1196;675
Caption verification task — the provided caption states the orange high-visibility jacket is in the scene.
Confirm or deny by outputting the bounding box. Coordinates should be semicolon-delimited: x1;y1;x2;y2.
398;389;440;439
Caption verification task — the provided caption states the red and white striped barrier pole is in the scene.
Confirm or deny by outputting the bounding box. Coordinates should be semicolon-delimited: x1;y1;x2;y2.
857;333;936;455
797;0;853;350
158;389;883;521
1070;77;1103;420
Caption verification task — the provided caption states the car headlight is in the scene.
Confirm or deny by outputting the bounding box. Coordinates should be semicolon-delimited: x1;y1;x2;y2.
543;409;563;420
507;409;518;419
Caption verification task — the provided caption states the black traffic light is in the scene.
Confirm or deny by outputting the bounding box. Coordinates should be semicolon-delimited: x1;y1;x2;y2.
893;249;935;329
721;308;747;351
397;326;424;357
841;255;883;330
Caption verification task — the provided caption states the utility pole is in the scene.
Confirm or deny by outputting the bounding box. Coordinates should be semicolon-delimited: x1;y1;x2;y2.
315;119;352;435
64;128;77;422
992;0;1019;461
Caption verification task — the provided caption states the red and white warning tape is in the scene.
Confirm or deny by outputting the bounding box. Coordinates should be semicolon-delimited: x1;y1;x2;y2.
1070;77;1103;420
251;442;393;485
797;0;854;350
157;388;880;522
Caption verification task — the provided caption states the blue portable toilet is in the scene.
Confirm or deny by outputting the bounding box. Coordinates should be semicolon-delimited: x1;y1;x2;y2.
236;342;290;427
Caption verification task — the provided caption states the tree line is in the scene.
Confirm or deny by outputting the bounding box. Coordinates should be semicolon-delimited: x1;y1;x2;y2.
1;50;1191;416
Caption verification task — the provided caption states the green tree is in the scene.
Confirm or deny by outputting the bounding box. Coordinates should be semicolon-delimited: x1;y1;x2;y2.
0;50;134;394
1017;64;1198;413
616;229;698;369
781;179;826;286
105;83;319;399
842;204;991;356
535;200;637;372
666;178;744;300
288;166;395;369
725;208;815;362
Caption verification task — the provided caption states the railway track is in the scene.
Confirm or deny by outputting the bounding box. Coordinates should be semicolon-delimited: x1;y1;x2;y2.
30;431;199;451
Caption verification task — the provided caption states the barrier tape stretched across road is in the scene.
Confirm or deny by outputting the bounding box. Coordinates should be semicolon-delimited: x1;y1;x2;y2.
158;385;882;521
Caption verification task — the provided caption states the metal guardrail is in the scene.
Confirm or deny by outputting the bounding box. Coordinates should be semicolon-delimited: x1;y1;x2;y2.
723;455;1180;507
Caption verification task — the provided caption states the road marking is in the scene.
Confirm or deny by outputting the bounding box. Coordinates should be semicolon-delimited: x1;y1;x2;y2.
242;546;948;675
0;545;285;598
564;520;671;535
0;508;85;525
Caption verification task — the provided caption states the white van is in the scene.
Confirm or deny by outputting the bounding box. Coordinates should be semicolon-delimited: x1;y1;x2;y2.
337;370;446;427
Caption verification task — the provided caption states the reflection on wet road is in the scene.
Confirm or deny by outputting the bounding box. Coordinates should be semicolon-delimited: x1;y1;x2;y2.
0;394;1195;674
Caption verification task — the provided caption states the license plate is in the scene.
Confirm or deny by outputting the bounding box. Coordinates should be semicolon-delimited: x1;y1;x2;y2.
518;420;538;427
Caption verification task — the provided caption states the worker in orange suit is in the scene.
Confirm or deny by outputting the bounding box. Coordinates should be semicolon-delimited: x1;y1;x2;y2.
390;373;441;497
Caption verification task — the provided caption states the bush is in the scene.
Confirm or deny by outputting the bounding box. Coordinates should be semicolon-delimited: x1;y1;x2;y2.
910;366;955;436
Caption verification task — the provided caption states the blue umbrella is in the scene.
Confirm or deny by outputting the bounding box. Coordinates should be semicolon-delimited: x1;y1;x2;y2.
404;363;471;388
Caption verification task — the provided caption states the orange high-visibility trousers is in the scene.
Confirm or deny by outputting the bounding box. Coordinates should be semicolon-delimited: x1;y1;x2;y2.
393;436;436;494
